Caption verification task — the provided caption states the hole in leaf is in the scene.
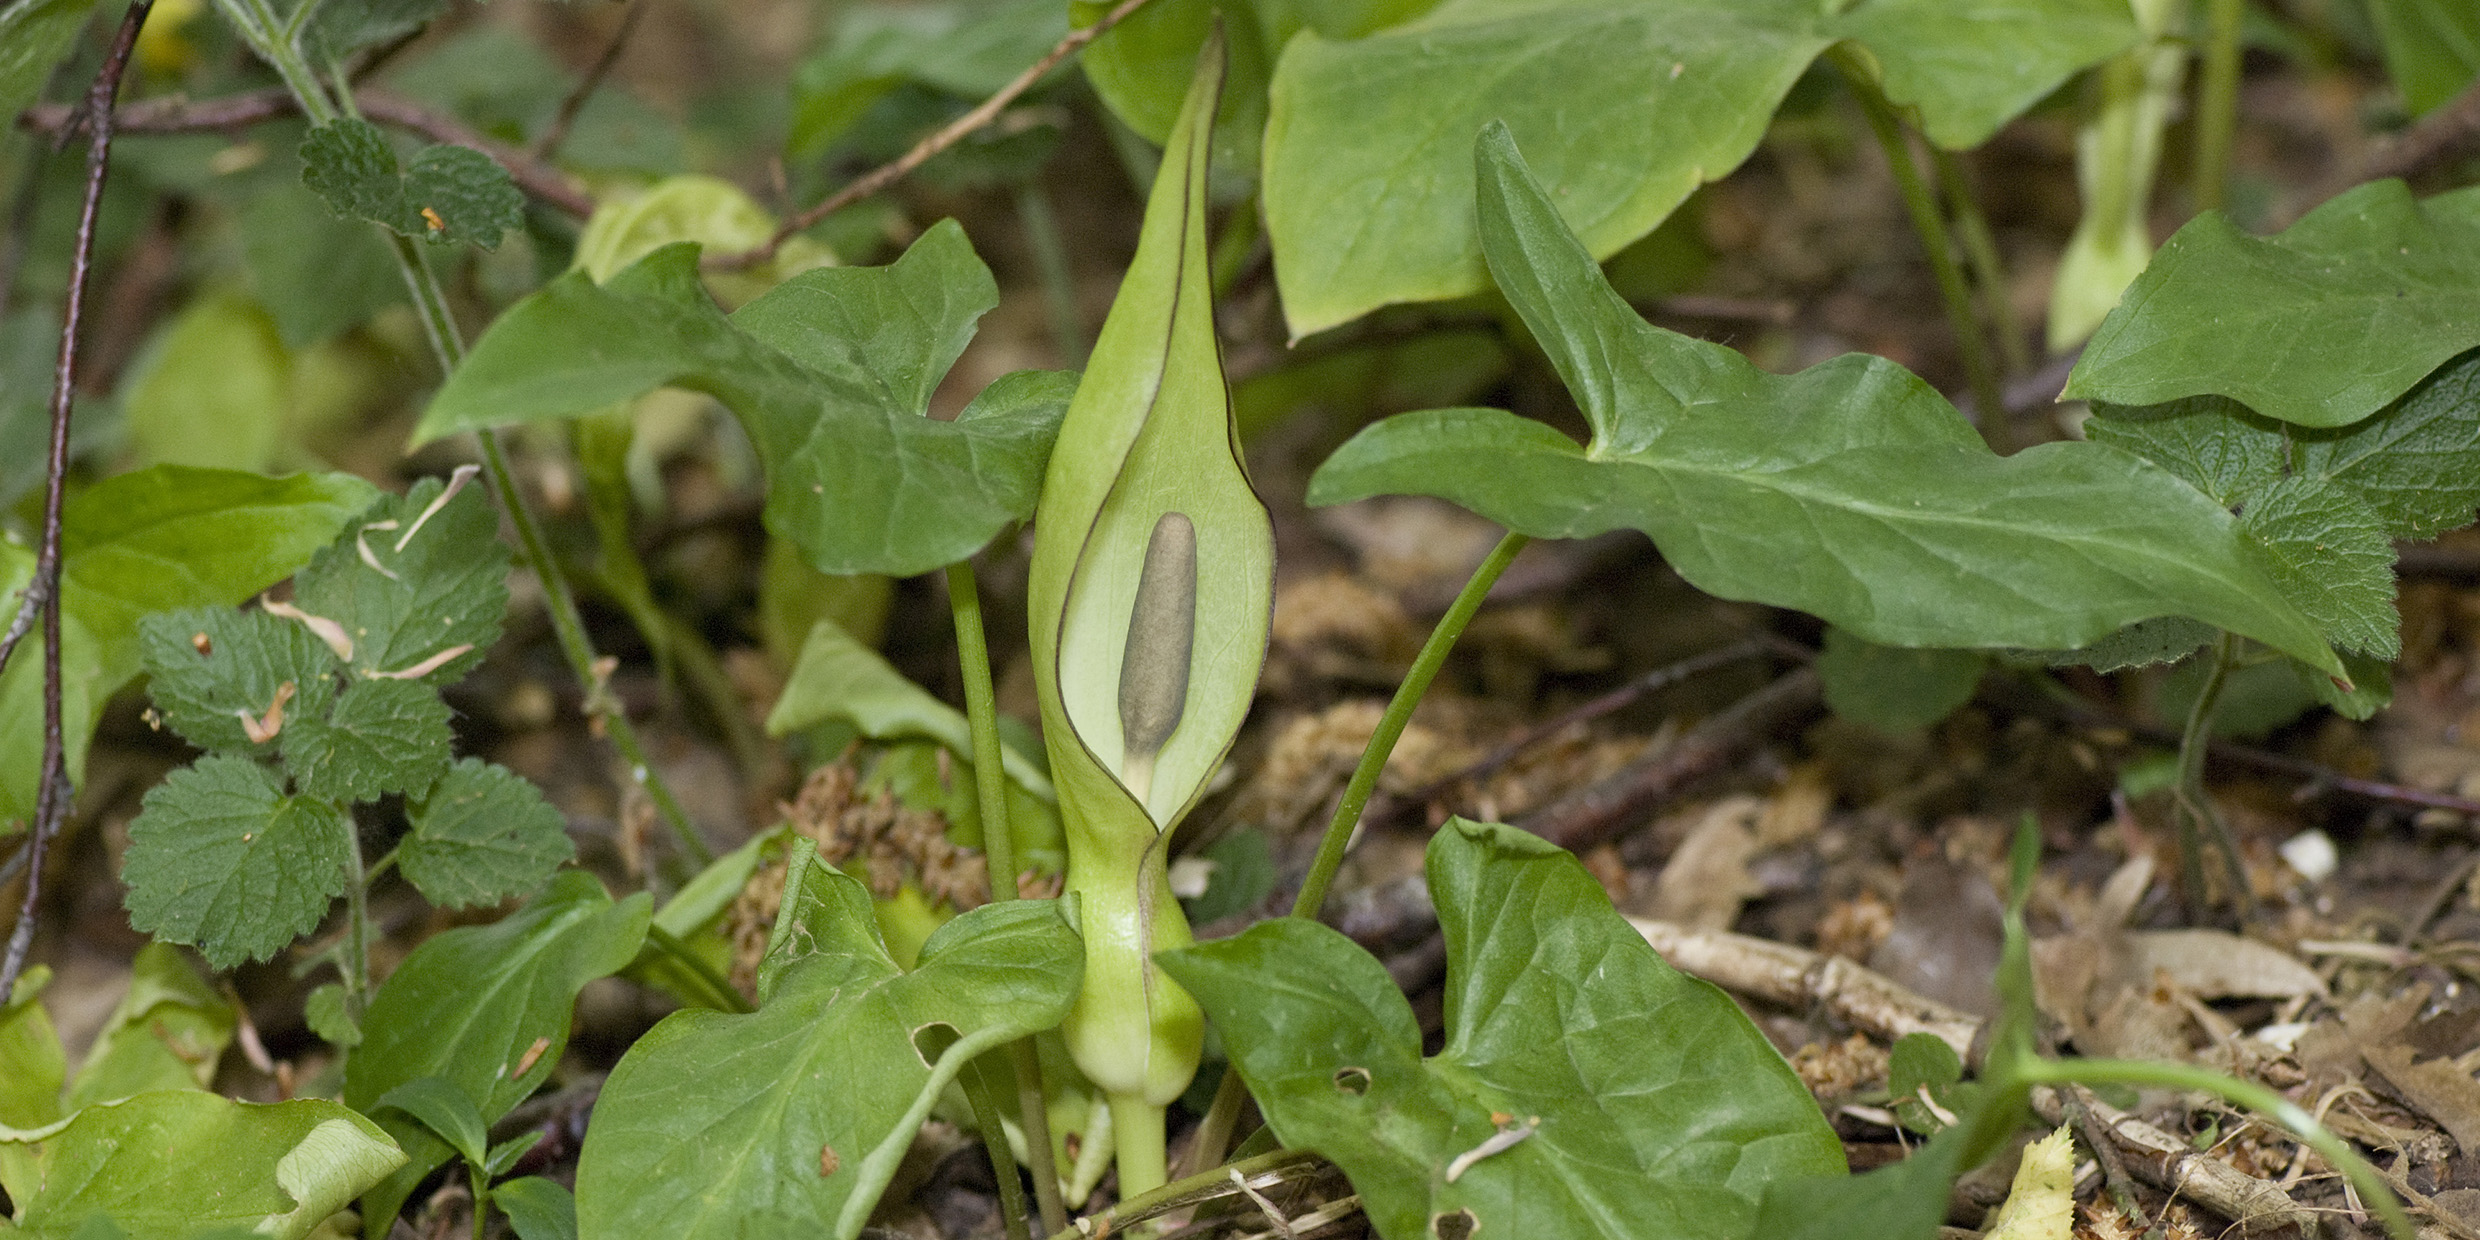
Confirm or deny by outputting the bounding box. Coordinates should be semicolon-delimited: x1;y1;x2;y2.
912;1021;960;1068
1333;1067;1370;1096
1432;1208;1479;1240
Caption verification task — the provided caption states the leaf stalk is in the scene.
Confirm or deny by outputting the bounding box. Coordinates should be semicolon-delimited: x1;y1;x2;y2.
948;560;1070;1235
1831;51;2007;446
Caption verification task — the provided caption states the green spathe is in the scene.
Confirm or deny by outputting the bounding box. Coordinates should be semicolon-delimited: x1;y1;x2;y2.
1026;29;1271;1195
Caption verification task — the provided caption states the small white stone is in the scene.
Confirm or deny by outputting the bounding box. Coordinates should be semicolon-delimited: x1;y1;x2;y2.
2279;829;2339;884
1167;856;1217;899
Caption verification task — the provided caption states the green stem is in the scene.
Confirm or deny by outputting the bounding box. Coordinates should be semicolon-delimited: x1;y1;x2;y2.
2017;1057;2412;1239
1016;185;1086;368
963;1059;1035;1240
1039;1150;1325;1240
2172;633;2248;914
945;560;1068;1236
1106;1093;1168;1211
225;6;714;873
1190;530;1530;1179
338;803;371;1021
642;922;752;1014
1833;51;2005;444
1293;530;1529;920
469;1171;489;1240
1929;147;2029;378
2193;0;2244;214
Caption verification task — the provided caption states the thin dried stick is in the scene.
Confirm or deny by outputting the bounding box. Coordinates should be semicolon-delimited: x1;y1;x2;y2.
18;88;596;217
2;0;155;998
527;0;646;164
707;0;1156;271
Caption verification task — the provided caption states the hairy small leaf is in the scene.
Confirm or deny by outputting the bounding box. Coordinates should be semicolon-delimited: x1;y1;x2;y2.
281;677;455;803
299;119;523;249
121;756;353;970
0;467;376;825
138;608;338;757
291;472;509;689
398;759;575;910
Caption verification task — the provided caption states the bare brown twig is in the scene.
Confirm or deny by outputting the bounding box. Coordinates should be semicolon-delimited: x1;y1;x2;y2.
2;0;155;999
707;0;1156;271
528;0;647;164
18;87;596;218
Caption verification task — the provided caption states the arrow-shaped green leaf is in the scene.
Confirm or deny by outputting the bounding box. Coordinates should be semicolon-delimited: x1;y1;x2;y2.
574;842;1081;1240
1308;125;2344;680
414;220;1070;577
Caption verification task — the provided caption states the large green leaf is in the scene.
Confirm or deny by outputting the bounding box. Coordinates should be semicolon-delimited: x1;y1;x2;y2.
1161;819;1844;1240
344;872;650;1239
2066;182;2480;428
0;1092;403;1240
574;842;1082;1239
1260;0;2136;336
1309;127;2343;678
415;222;1072;577
0;467;377;826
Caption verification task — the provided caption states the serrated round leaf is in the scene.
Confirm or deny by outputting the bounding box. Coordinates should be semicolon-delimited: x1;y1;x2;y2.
1160;819;1845;1240
2066;181;2480;428
1307;130;2346;680
291;475;508;687
576;856;1081;1239
281;676;454;803
121;756;352;970
140;608;340;755
0;467;377;825
401;143;523;249
399;759;574;909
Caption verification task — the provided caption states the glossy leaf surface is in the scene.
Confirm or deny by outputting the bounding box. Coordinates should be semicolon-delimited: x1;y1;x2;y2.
417;222;1071;577
574;844;1081;1239
345;873;650;1237
2066;182;2480;428
1308;127;2343;678
0;467;375;825
0;1093;403;1240
1261;0;2137;335
1162;819;1845;1240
